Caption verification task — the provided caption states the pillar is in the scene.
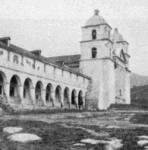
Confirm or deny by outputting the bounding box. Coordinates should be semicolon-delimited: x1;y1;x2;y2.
75;91;78;109
30;86;36;105
60;89;64;108
125;71;131;104
42;89;46;106
50;87;55;107
82;92;86;109
4;82;10;103
19;85;23;102
67;89;71;109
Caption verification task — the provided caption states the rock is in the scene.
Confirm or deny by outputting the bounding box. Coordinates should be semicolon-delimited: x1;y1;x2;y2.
76;114;85;118
138;135;148;140
137;140;148;146
8;133;41;143
80;138;123;149
106;125;120;129
73;143;85;146
108;138;123;149
102;138;123;150
3;127;23;134
81;138;101;145
81;138;110;145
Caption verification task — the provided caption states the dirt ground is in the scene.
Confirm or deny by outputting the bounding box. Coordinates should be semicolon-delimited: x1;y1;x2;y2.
0;110;148;150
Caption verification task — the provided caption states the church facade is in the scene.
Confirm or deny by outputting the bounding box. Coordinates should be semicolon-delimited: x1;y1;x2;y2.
0;10;130;111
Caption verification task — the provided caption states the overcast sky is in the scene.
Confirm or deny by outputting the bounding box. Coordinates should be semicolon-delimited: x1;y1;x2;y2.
0;0;147;75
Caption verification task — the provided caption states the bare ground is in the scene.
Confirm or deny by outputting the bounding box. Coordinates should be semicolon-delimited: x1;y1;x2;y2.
0;110;147;149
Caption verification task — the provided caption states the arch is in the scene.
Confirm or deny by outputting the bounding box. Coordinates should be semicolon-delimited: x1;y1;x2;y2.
35;81;43;106
55;85;62;105
92;29;97;40
63;87;70;106
9;75;21;104
23;78;33;105
0;71;7;97
71;89;76;106
78;90;83;109
91;47;97;58
45;83;53;104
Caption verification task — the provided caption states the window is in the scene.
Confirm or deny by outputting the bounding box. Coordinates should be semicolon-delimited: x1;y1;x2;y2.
92;30;97;40
91;47;97;58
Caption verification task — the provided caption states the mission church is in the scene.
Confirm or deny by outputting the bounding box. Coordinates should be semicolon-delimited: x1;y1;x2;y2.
0;10;130;111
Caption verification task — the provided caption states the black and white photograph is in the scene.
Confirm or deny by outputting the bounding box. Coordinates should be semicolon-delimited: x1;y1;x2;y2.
0;0;147;149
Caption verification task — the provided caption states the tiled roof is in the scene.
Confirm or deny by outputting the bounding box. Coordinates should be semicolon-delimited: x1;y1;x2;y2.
47;54;81;65
0;41;90;79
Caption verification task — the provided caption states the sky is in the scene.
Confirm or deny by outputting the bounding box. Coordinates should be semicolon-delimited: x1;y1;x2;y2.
0;0;147;75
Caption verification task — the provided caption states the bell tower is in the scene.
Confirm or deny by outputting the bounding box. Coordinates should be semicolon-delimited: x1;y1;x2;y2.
80;10;115;110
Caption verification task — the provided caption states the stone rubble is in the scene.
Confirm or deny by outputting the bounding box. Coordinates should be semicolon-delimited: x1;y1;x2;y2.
8;133;41;143
3;127;23;134
80;138;123;150
73;143;85;146
137;135;148;147
137;140;148;146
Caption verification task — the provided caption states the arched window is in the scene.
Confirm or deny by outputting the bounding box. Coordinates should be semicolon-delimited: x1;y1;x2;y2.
92;30;97;40
91;47;97;58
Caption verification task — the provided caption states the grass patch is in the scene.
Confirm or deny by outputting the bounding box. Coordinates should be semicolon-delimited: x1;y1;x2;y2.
0;119;97;150
74;124;148;150
130;113;148;124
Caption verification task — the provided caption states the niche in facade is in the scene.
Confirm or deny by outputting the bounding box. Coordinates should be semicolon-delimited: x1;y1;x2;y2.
13;55;19;64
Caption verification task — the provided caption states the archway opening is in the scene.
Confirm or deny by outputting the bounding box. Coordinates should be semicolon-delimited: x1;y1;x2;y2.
55;85;61;105
64;87;69;106
45;83;53;104
23;78;33;105
71;90;76;106
35;81;43;106
9;75;21;104
78;91;83;109
0;72;6;96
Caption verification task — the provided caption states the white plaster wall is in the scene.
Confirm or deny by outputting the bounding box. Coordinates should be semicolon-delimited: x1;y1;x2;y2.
124;71;131;104
115;65;128;104
102;60;115;108
0;48;89;109
80;58;115;110
80;40;111;60
82;25;110;41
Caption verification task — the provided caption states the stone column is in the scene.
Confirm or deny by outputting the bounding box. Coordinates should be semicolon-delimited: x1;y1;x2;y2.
4;82;10;103
60;89;64;108
82;92;86;109
42;89;46;106
75;92;78;109
50;87;55;107
19;85;24;107
68;89;71;109
30;87;36;106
